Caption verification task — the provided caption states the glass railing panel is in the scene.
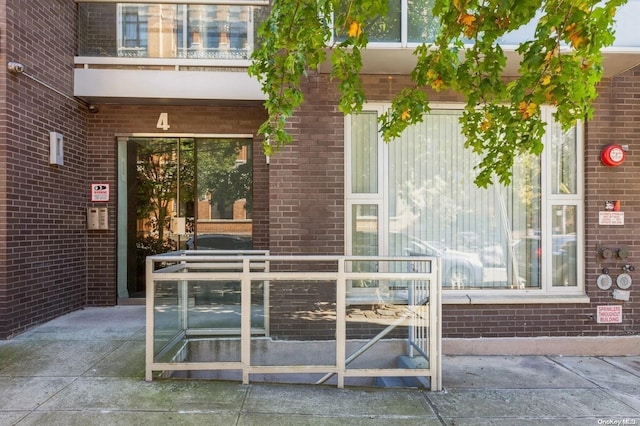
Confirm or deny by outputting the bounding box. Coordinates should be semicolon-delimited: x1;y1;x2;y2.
333;1;639;48
78;1;638;64
153;279;183;358
610;0;640;48
77;2;269;60
497;1;640;49
186;279;265;331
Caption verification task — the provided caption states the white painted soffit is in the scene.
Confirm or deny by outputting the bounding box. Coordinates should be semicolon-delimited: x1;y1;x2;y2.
74;69;266;105
318;47;640;78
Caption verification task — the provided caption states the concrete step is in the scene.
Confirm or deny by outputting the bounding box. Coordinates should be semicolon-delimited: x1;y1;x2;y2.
374;376;416;388
396;355;431;389
374;355;431;388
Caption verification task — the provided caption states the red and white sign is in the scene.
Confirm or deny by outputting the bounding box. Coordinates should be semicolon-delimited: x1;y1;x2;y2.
90;183;110;202
596;305;623;324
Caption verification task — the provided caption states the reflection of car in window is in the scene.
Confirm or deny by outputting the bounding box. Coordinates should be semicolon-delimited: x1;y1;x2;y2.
185;233;252;250
512;234;576;287
456;231;481;250
184;233;254;303
480;244;504;267
397;236;484;289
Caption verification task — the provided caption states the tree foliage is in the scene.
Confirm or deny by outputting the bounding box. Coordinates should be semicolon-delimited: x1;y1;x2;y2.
249;0;626;187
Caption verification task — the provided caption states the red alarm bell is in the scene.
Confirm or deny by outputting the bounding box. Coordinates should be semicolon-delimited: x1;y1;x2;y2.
600;144;626;167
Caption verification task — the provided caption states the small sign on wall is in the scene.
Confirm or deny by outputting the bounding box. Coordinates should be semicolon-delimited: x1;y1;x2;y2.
599;211;624;225
91;183;110;202
596;305;623;324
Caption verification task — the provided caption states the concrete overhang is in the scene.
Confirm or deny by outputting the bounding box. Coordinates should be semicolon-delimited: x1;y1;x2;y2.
74;68;266;106
319;1;640;78
74;48;639;108
318;46;640;78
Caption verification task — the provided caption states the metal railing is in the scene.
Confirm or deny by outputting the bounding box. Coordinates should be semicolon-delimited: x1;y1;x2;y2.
145;251;441;390
76;2;266;61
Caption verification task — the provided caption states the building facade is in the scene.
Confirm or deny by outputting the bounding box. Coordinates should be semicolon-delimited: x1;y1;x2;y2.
0;0;639;347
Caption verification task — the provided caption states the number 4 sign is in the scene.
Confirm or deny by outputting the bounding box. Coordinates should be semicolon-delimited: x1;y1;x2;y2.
157;112;170;131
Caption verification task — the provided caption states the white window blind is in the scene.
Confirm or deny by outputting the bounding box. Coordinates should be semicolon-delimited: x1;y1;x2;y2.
346;106;583;297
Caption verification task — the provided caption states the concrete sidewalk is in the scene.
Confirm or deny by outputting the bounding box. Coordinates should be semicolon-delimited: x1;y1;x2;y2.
1;306;639;425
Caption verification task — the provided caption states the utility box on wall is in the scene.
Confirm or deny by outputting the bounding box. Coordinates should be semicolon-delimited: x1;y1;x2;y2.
87;207;108;230
49;132;64;165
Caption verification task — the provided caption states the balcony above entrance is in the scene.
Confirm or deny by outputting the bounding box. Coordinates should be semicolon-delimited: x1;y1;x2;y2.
74;1;268;105
74;1;640;105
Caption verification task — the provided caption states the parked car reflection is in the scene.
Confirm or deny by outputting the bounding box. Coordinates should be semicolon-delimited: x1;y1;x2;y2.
480;244;505;267
400;237;484;289
456;231;505;267
185;233;252;250
512;234;576;287
184;234;255;304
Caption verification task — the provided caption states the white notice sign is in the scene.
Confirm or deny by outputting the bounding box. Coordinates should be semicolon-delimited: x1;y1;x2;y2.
91;183;110;202
596;305;623;324
599;211;624;225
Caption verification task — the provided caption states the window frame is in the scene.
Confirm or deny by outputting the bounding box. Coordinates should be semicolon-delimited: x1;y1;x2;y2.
345;103;587;304
118;4;149;54
329;0;439;48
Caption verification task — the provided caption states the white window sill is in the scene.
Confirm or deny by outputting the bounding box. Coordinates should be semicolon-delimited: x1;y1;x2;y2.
346;291;590;306
443;292;590;305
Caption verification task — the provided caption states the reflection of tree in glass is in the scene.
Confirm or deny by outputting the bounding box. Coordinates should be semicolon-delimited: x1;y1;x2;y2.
197;139;252;219
407;0;437;43
364;0;401;42
333;0;437;43
136;138;179;253
134;138;252;256
513;151;540;231
178;139;195;220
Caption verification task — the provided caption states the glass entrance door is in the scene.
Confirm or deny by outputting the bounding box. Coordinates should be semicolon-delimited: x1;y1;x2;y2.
118;137;253;299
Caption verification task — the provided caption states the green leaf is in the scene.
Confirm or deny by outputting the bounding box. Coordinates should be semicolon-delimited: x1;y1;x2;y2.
250;0;626;185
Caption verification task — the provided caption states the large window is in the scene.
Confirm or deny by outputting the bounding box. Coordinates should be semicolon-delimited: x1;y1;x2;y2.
346;105;583;300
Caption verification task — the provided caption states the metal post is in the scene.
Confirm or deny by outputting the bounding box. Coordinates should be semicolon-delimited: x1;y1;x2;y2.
241;258;251;384
145;258;155;381
335;257;346;388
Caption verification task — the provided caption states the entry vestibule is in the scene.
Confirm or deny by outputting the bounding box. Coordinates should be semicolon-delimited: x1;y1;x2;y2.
116;135;254;300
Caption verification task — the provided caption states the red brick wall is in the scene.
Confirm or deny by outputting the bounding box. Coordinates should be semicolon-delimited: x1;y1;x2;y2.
582;67;640;336
0;0;8;338
77;3;117;57
0;0;636;341
266;74;343;336
268;73;345;256
0;0;88;339
85;104;268;304
269;69;639;339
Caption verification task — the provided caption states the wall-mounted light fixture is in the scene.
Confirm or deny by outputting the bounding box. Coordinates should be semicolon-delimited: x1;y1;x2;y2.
7;61;25;74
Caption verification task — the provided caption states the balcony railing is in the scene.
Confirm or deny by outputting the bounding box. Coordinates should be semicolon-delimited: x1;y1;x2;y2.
78;1;639;60
74;1;639;99
77;2;269;62
145;251;442;390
